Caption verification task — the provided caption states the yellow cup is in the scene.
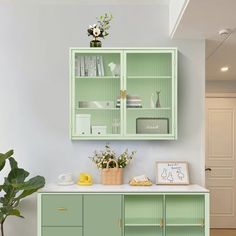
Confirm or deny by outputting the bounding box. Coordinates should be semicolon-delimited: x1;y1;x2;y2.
78;173;93;186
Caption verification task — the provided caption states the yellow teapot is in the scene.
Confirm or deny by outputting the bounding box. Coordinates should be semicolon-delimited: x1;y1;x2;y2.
77;173;93;186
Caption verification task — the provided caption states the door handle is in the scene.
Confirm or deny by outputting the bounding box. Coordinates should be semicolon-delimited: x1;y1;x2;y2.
205;168;212;172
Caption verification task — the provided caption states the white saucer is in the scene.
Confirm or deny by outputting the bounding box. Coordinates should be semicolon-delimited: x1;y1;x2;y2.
57;181;75;186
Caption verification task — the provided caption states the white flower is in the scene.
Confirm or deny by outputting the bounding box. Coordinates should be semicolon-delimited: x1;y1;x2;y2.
93;27;101;37
89;25;93;29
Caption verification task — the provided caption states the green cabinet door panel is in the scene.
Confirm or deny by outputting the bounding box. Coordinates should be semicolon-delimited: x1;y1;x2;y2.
84;194;122;236
42;227;82;236
42;194;82;226
165;226;204;236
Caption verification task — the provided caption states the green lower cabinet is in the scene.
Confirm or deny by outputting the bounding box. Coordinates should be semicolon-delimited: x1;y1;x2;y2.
42;227;82;236
84;194;122;236
39;192;209;236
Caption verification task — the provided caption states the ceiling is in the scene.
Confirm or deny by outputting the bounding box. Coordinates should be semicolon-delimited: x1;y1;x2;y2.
3;0;170;5
171;0;236;81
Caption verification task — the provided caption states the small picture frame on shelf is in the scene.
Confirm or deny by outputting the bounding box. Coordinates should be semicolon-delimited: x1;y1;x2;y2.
155;161;189;185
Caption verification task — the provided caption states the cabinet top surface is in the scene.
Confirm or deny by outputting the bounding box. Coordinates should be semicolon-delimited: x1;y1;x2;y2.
70;47;178;50
39;184;209;193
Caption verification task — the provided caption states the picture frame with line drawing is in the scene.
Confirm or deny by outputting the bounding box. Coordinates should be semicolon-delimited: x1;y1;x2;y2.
155;161;189;185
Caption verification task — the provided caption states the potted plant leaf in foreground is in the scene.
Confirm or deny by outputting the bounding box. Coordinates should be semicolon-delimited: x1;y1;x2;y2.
0;150;45;236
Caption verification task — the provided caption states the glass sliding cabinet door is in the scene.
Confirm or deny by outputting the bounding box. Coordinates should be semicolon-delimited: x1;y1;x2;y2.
70;49;123;139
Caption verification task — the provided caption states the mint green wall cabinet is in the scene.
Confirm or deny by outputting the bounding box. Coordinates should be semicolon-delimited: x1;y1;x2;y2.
70;48;178;140
84;195;122;236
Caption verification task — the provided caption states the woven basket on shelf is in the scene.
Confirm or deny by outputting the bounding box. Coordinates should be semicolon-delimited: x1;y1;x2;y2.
101;159;123;185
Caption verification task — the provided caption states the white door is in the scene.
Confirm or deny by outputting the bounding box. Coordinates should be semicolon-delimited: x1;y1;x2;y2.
206;97;236;228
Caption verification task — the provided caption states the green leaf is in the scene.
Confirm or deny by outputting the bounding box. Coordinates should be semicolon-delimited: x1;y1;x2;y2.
0;150;14;171
7;209;23;218
4;150;14;159
15;176;45;200
7;168;29;184
9;157;18;169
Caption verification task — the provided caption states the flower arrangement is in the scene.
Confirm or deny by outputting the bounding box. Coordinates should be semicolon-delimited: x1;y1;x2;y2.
89;144;135;169
87;13;113;47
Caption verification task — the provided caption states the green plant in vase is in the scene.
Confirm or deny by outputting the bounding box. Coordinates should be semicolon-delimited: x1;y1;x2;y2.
87;13;113;47
0;150;45;236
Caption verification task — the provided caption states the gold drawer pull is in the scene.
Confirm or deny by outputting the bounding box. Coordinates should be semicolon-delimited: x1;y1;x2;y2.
201;219;205;227
118;219;122;228
160;219;164;228
57;208;68;211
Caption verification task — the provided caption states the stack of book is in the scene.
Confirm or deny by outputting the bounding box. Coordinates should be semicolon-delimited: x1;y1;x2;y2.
116;95;142;108
75;55;104;77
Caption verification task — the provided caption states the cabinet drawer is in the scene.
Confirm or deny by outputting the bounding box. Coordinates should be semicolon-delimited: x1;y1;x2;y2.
42;227;82;236
42;194;82;226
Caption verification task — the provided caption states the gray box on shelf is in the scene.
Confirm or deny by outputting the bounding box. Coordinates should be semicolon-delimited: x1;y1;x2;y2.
78;101;114;109
76;114;91;135
91;126;107;135
136;118;169;134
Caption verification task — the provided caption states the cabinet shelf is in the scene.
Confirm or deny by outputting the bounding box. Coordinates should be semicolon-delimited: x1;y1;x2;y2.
125;218;161;227
126;107;171;111
127;76;172;79
75;76;120;80
166;218;204;227
76;108;120;111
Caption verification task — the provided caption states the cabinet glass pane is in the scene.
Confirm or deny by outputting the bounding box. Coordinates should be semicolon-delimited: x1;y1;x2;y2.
124;195;163;226
72;52;122;137
165;195;205;226
166;226;204;236
125;52;173;136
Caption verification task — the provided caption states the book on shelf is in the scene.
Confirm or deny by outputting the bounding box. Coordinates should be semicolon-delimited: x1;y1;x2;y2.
75;56;80;76
96;56;104;76
76;55;104;77
87;56;97;77
80;56;85;76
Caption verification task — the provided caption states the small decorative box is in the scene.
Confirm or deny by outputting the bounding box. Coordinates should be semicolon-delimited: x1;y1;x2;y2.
76;114;91;135
91;126;107;135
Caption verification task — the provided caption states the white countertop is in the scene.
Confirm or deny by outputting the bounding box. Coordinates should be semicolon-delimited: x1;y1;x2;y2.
39;184;209;193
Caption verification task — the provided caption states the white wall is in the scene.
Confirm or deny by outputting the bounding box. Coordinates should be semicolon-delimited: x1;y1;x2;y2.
0;2;205;236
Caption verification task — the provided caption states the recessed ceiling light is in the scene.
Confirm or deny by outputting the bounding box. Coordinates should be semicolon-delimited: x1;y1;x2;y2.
219;29;232;36
221;67;229;72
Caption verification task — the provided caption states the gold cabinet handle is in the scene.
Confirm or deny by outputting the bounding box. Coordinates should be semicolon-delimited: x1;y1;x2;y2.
118;219;122;228
160;219;164;228
57;208;68;211
120;90;127;99
201;219;205;227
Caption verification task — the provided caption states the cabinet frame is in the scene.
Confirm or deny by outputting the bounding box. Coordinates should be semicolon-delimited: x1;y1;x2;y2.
69;47;178;140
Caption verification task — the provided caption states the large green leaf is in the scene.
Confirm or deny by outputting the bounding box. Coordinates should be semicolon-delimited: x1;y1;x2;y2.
9;157;18;169
7;168;29;184
15;176;45;200
0;150;14;171
4;150;14;159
